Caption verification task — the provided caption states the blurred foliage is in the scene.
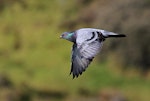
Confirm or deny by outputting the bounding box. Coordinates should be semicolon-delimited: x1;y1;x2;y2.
0;0;150;101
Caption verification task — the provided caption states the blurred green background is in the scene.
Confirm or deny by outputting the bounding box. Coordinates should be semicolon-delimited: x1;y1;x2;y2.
0;0;150;101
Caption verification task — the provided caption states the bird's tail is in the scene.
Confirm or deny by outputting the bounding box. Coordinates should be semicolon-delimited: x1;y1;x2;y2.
107;33;126;37
101;30;126;38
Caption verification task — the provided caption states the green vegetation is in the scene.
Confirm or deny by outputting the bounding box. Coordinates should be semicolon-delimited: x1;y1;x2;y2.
0;0;150;101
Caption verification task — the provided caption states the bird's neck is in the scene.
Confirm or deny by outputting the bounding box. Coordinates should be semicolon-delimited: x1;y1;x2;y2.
68;32;76;43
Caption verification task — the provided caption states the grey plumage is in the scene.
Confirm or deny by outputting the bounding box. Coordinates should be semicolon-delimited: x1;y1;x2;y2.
60;28;126;78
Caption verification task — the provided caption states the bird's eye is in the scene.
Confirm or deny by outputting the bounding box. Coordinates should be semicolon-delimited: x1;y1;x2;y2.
62;34;65;37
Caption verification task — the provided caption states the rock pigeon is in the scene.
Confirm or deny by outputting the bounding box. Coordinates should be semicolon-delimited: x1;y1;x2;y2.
60;28;126;78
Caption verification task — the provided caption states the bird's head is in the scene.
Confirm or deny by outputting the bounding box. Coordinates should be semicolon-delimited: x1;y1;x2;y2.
60;32;75;42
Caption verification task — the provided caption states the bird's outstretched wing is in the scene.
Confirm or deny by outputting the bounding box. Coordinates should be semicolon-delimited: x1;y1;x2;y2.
70;38;103;78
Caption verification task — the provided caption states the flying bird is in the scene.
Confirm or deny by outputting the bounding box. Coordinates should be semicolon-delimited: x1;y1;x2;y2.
60;28;126;78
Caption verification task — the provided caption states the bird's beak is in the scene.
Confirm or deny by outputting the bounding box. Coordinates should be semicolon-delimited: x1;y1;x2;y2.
60;35;62;39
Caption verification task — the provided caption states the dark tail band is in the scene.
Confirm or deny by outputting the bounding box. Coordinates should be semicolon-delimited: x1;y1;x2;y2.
108;34;126;38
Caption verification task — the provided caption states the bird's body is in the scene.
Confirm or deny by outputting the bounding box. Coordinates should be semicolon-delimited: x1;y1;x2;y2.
60;28;126;78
